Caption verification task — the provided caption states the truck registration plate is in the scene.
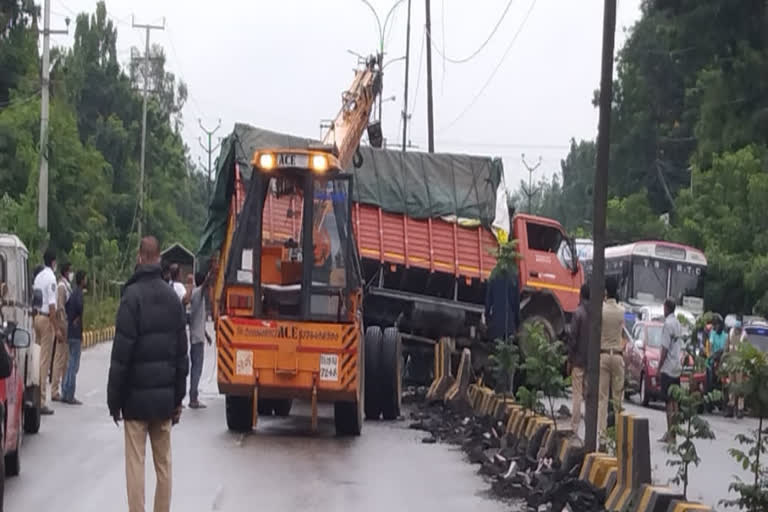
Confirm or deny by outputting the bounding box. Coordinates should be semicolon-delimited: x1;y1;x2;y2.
319;354;339;382
236;350;253;376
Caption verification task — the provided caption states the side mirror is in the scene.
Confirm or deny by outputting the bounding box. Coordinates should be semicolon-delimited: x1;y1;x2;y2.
12;328;31;349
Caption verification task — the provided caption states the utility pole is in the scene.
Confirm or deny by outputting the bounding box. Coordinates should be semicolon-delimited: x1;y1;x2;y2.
132;15;165;243
37;0;69;231
425;0;435;153
521;153;542;212
198;118;222;202
401;0;412;152
585;0;617;453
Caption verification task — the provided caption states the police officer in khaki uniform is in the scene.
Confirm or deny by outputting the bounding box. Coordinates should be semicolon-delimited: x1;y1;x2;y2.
33;248;58;416
51;263;72;401
598;276;625;435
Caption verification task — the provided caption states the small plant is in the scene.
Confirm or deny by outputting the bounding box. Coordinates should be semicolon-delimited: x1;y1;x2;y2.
489;238;522;280
515;385;544;416
665;385;719;499
489;336;520;402
720;343;768;512
600;425;617;456
518;322;569;430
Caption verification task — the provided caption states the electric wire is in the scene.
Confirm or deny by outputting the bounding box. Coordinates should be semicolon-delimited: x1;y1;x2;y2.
439;0;537;132
425;0;516;64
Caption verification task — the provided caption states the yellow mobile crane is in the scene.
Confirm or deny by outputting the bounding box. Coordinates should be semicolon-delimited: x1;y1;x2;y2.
211;56;399;435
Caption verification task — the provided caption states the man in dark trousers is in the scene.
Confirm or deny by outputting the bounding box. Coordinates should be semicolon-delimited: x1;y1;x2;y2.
485;270;521;344
568;284;590;432
108;236;189;512
62;270;86;405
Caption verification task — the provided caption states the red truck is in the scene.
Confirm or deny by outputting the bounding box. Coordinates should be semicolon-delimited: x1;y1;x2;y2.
199;124;583;386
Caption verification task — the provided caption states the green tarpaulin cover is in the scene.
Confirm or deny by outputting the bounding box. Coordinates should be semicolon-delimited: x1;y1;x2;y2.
196;123;503;271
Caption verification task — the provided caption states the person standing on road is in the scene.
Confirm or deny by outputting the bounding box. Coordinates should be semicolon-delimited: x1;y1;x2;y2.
62;270;86;405
188;271;212;409
169;264;189;305
32;248;58;416
52;262;73;402
725;320;745;419
597;276;625;436
658;298;683;443
108;236;189;512
568;283;590;433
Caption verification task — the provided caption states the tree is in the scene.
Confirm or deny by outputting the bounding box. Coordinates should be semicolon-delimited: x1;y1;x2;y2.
720;343;768;511
516;323;569;430
665;385;718;499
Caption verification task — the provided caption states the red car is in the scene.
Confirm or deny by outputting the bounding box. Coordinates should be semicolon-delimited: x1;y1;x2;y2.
624;320;705;406
0;319;31;502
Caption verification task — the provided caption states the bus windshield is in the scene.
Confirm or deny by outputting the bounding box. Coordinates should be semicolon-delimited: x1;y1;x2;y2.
633;260;668;302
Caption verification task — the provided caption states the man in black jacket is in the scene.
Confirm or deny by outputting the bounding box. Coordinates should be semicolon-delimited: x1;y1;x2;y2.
568;284;590;432
108;236;189;512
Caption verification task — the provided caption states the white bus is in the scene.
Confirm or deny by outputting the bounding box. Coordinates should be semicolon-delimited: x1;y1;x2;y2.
581;240;707;314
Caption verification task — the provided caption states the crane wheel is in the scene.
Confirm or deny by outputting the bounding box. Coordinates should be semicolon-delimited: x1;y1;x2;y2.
380;327;403;420
273;399;293;417
225;394;254;432
257;399;274;416
364;326;383;420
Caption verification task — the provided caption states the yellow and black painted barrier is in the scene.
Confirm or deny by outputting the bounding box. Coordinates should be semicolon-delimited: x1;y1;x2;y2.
666;500;713;512
82;326;116;349
579;452;619;492
444;348;472;405
606;412;652;511
523;416;553;459
555;433;585;474
426;337;454;401
629;484;685;512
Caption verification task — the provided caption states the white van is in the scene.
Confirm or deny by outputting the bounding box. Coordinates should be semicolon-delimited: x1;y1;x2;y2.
0;233;42;434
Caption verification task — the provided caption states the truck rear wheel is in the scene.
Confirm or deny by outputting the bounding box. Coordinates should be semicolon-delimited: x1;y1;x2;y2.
380;328;402;420
225;394;254;432
364;326;383;420
257;399;275;416
273;399;293;417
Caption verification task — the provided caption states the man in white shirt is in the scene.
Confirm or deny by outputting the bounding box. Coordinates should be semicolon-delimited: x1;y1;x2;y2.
169;264;189;305
658;298;683;443
32;248;58;416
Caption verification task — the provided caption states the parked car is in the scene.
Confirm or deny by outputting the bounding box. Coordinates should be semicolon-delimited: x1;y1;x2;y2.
0;310;32;505
636;304;696;329
624;320;706;406
742;322;768;353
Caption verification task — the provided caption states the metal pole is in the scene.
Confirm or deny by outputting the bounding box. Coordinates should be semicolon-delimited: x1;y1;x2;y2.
37;0;51;230
132;16;164;243
198;119;221;203
138;25;149;243
401;0;412;152
425;0;435;153
584;0;617;453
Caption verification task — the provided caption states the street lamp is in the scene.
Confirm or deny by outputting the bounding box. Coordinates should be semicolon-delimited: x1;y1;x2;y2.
360;0;406;122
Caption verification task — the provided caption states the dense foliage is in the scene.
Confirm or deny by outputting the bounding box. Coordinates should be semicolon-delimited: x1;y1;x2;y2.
510;1;768;316
0;2;208;326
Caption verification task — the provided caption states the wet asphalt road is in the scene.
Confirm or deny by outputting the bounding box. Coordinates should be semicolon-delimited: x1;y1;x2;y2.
5;341;506;512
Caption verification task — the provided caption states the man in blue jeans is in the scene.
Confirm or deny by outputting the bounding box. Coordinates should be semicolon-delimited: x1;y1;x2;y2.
63;270;86;405
188;271;212;409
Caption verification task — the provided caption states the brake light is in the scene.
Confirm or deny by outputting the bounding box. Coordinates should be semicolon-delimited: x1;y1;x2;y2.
229;293;253;310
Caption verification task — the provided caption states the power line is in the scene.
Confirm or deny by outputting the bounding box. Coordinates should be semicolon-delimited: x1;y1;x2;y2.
426;0;516;64
165;25;205;122
439;0;537;133
410;27;426;119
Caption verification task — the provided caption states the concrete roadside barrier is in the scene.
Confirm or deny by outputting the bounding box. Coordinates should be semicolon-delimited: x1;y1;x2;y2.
82;325;115;350
444;348;471;406
665;501;712;512
555;434;584;474
426;337;454;401
606;413;652;511
579;452;618;493
629;484;685;512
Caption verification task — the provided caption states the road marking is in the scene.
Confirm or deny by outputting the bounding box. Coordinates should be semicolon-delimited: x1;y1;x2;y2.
211;484;225;510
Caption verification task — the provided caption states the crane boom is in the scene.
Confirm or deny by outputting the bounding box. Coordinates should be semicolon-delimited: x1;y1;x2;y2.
321;56;381;169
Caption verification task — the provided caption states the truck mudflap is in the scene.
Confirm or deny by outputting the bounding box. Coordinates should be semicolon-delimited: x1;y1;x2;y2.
216;316;361;403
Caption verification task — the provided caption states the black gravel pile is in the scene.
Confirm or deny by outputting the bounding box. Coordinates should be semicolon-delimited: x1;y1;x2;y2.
409;399;606;512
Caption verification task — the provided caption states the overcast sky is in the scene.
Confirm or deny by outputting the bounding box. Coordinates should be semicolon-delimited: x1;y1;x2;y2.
49;0;642;187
